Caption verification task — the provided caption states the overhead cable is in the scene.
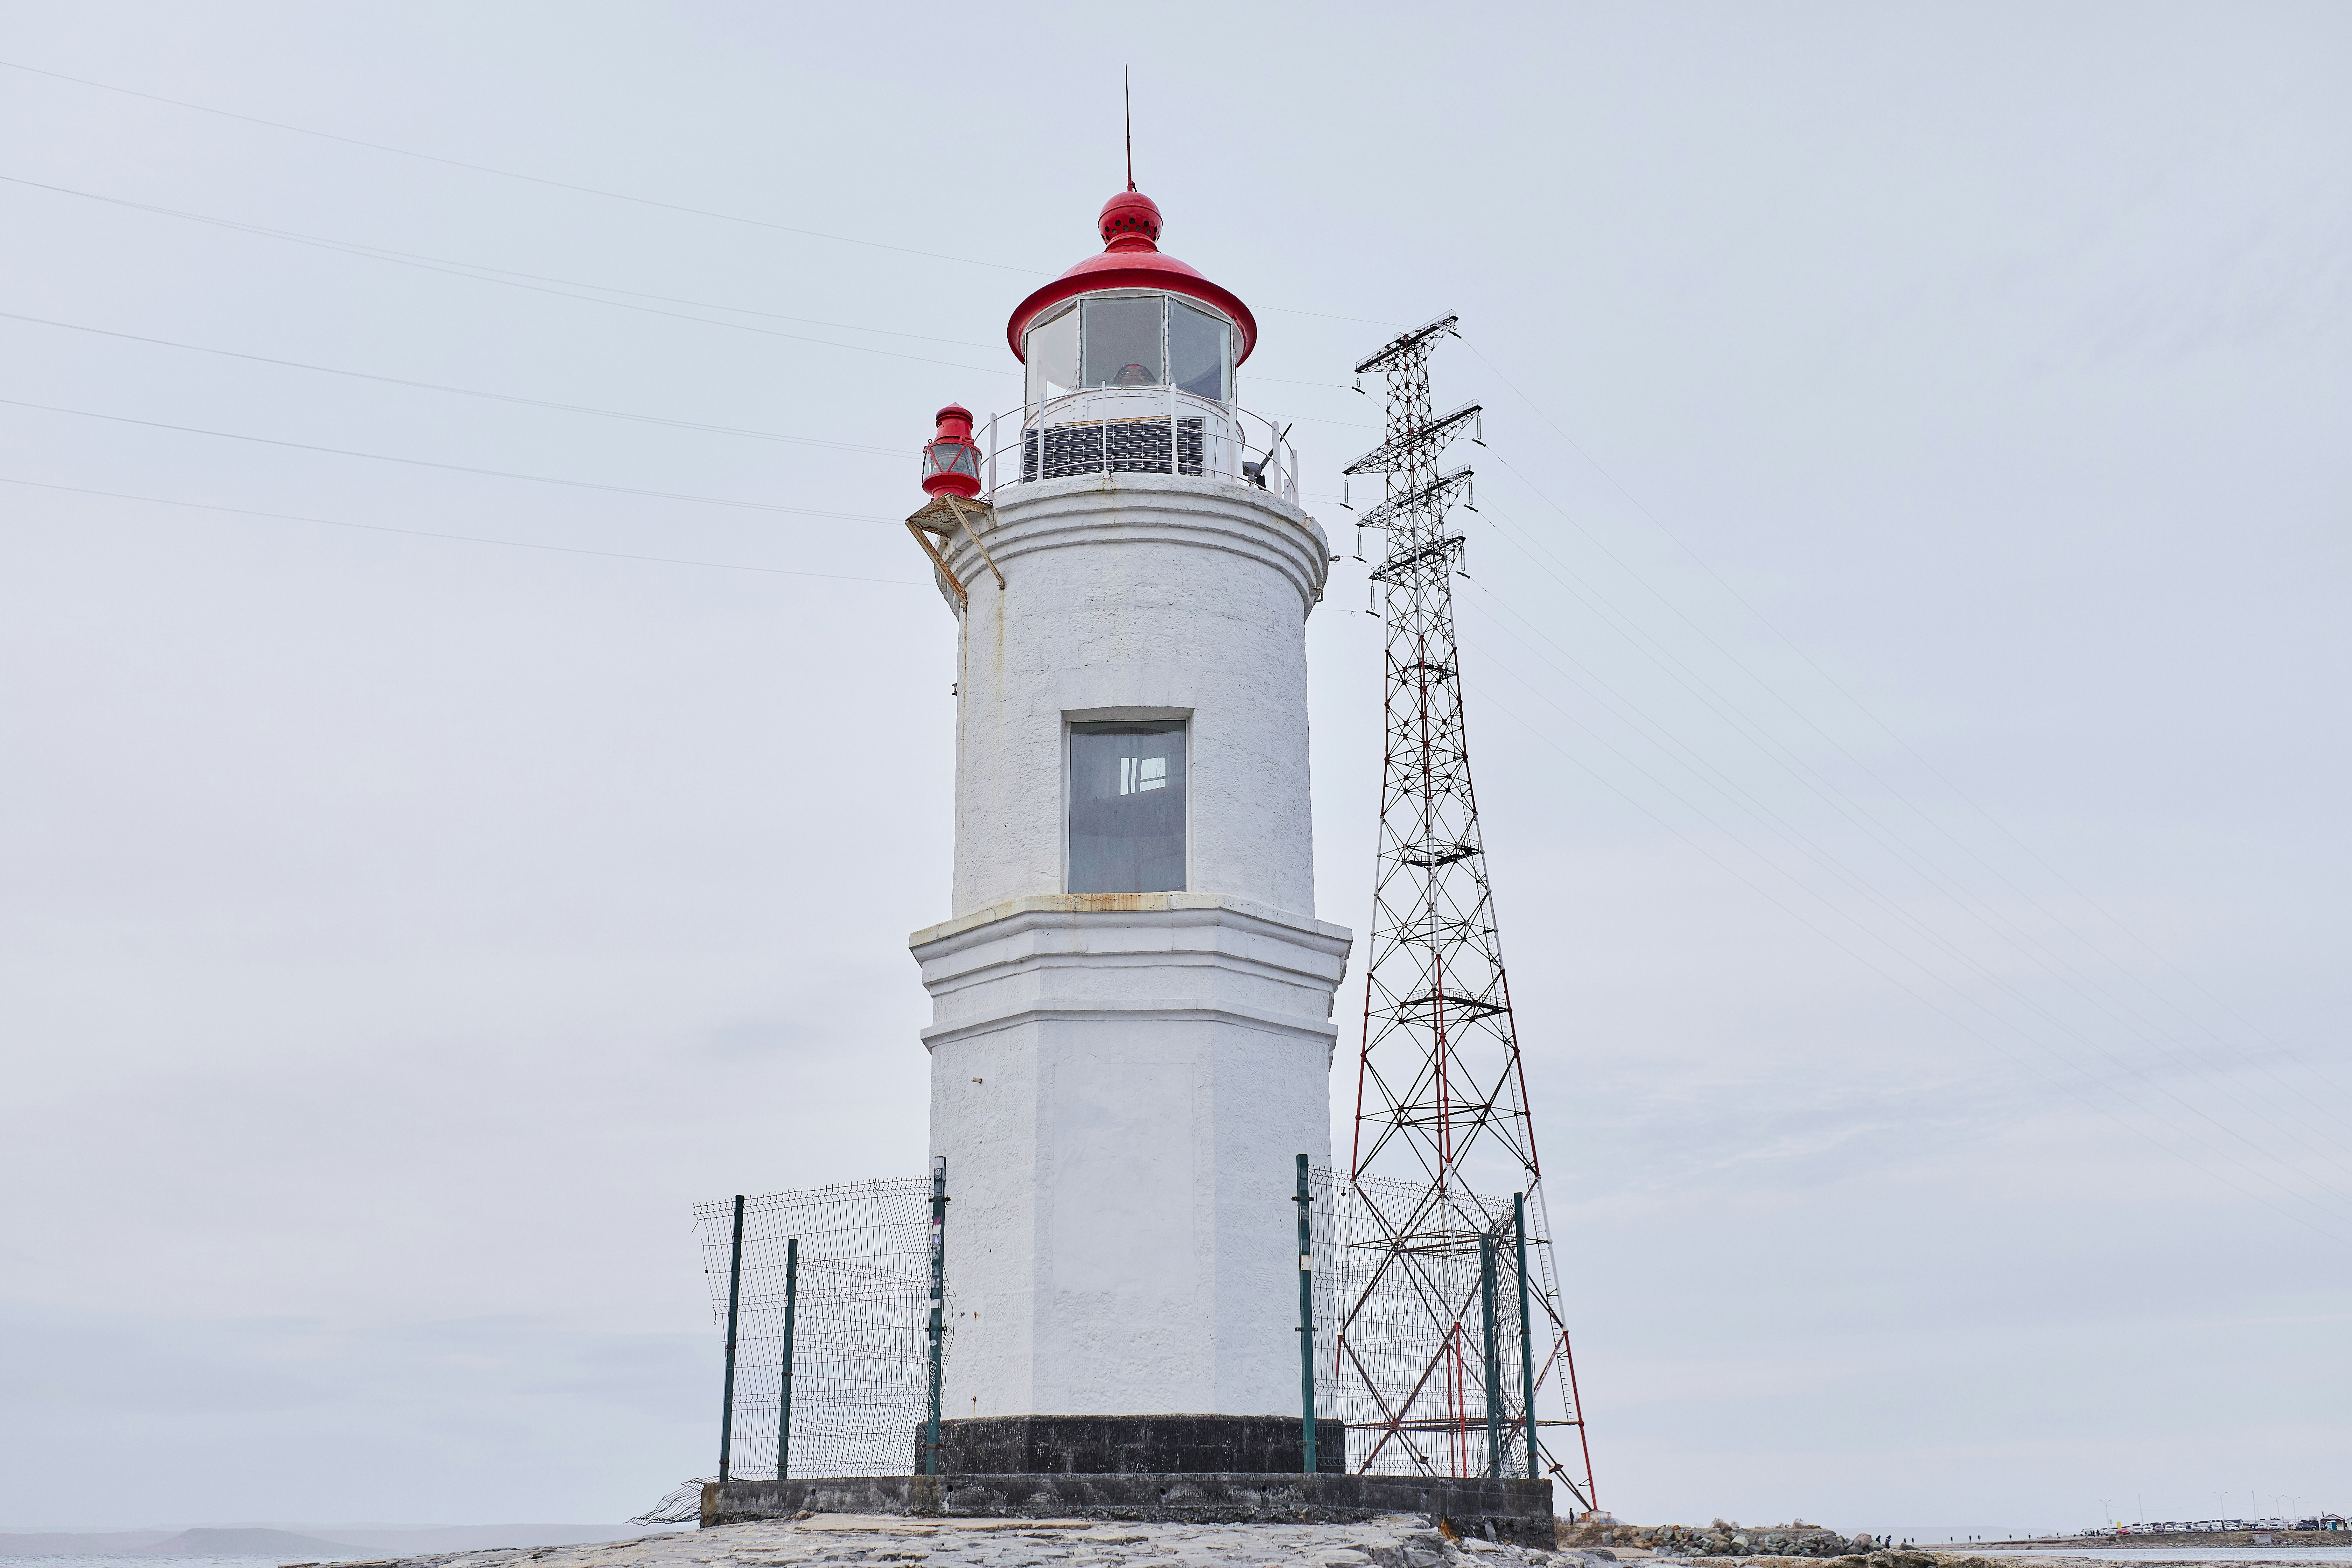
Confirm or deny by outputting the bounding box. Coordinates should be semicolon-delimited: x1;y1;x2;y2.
0;59;1045;275
0;397;894;524
0;174;1016;379
0;476;926;588
0;57;1405;329
0;310;904;457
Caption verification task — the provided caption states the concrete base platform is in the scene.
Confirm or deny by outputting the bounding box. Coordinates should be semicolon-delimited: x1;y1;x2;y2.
703;1473;1554;1545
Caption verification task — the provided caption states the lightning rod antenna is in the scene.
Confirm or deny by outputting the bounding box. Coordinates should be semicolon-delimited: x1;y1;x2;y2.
1124;67;1134;191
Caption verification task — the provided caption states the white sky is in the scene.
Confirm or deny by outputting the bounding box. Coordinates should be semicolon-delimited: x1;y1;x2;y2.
1;0;2346;1540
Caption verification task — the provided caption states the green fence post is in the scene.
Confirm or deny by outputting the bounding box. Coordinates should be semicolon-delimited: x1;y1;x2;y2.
925;1156;947;1476
1295;1154;1317;1475
718;1194;745;1485
776;1236;798;1480
1479;1229;1502;1478
1514;1192;1538;1480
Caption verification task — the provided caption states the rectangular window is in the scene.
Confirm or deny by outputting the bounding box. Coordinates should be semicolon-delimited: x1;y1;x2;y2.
1025;303;1080;412
1068;721;1187;894
1081;294;1164;388
1169;300;1230;401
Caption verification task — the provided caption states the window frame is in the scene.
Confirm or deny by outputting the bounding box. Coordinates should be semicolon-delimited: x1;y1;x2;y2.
1062;708;1194;896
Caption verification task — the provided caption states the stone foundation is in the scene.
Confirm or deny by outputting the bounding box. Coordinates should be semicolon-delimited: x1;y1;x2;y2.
921;1415;1347;1475
703;1472;1554;1545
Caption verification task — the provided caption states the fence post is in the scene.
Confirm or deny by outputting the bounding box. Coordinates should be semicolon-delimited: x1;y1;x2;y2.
1514;1193;1538;1480
776;1236;799;1480
718;1193;746;1485
1295;1154;1316;1475
925;1156;948;1476
1479;1228;1502;1478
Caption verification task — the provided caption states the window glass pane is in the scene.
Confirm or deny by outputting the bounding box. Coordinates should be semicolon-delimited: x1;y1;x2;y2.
1170;302;1230;401
1082;295;1164;387
1026;305;1080;411
1068;721;1186;894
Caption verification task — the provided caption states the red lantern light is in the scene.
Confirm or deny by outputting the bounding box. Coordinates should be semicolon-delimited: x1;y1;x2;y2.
920;404;983;498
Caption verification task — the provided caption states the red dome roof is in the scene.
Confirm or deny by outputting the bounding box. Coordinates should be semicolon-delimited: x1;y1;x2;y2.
1006;190;1258;365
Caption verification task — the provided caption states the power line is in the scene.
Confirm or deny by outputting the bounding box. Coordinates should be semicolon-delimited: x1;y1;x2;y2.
0;310;906;457
0;59;1046;276
0;396;894;524
0;56;1410;331
0;174;1017;380
0;475;927;588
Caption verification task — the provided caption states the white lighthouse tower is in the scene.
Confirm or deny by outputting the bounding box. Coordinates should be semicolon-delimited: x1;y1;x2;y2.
906;187;1350;1470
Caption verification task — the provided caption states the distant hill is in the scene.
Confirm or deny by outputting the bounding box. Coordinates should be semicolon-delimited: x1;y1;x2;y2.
0;1533;176;1556
133;1528;359;1556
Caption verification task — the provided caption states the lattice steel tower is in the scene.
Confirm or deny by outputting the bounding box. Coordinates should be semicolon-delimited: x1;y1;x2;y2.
1333;315;1596;1507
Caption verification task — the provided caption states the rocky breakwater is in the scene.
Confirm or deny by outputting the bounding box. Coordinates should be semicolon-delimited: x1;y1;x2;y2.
1560;1522;1876;1559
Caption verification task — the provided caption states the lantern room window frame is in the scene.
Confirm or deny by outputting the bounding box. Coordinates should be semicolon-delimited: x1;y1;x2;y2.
1024;290;1236;414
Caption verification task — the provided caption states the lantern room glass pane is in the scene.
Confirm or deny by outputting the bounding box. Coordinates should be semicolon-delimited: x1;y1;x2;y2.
1082;294;1164;387
1170;301;1230;402
1068;721;1187;894
1026;304;1080;410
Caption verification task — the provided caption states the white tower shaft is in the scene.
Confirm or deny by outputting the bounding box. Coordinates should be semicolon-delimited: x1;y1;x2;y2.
910;471;1345;1423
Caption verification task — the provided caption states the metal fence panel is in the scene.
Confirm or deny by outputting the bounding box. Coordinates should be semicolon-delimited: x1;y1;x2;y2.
694;1178;933;1478
1309;1167;1548;1478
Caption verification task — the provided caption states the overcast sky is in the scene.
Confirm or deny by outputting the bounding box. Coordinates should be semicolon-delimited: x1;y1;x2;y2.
2;0;2347;1541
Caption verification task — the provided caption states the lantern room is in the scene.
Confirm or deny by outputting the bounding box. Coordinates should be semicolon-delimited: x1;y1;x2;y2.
990;189;1287;493
1018;292;1234;408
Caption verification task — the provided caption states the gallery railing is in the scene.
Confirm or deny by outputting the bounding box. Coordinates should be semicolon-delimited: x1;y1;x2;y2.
973;387;1300;505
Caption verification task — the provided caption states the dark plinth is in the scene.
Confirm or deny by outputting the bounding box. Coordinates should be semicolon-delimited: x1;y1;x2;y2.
922;1415;1347;1476
703;1472;1554;1546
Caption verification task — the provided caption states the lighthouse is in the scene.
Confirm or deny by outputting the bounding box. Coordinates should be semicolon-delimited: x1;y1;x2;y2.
905;187;1351;1470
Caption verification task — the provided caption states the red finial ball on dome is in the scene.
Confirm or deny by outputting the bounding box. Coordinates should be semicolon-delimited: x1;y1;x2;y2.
1098;189;1162;250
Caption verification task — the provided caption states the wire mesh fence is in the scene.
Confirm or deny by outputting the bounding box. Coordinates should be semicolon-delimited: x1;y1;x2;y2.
1310;1166;1556;1480
685;1164;1575;1491
693;1177;938;1479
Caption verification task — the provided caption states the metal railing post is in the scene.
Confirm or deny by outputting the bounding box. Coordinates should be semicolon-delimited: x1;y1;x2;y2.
1514;1193;1538;1479
776;1236;798;1480
1479;1228;1502;1478
1295;1153;1316;1475
717;1193;745;1485
924;1156;948;1476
